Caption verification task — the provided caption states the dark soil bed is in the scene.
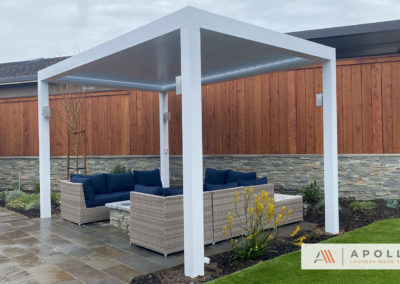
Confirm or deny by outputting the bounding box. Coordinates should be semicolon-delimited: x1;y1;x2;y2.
304;198;400;232
131;198;400;284
132;233;332;284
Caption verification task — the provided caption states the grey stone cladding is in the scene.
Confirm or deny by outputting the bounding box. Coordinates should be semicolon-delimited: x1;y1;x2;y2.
0;154;399;200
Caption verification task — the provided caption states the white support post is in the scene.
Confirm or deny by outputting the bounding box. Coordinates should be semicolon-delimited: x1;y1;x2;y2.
180;25;205;277
322;58;339;234
159;92;170;187
38;79;52;219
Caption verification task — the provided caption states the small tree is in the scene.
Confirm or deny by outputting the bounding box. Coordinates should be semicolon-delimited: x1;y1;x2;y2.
50;82;87;176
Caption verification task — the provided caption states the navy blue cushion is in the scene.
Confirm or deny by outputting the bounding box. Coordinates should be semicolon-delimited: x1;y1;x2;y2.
239;177;268;186
226;170;256;184
204;168;229;184
204;182;238;191
71;173;107;194
133;169;162;187
85;192;129;208
117;190;131;201
106;173;135;193
134;184;162;195
70;176;96;201
162;187;183;196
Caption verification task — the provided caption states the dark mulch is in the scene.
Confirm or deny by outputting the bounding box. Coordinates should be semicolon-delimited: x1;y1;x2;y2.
6;204;61;218
132;198;400;284
132;233;333;284
304;198;400;232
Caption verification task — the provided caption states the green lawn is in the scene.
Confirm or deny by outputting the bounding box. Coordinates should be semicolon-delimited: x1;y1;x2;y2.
210;218;400;284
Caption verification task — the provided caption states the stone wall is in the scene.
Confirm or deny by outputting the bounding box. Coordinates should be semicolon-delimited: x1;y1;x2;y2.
0;154;399;200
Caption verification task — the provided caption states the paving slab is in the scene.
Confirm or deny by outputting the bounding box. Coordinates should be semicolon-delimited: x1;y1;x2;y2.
0;206;248;283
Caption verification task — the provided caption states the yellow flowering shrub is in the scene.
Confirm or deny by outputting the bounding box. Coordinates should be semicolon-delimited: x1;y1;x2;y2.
224;186;294;260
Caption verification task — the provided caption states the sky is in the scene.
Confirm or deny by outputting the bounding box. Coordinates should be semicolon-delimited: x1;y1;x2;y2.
0;0;399;63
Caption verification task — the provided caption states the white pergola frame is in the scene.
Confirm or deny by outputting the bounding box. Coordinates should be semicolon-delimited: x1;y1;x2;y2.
38;7;338;277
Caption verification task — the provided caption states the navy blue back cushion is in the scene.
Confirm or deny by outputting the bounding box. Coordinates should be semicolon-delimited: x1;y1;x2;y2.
70;176;96;201
134;184;162;195
239;177;268;186
106;173;135;193
71;173;108;194
85;192;128;208
162;187;183;197
204;168;229;184
226;170;256;184
133;169;162;187
204;182;238;191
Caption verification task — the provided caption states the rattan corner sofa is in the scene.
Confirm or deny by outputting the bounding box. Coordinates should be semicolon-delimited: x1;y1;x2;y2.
130;184;303;256
60;180;111;225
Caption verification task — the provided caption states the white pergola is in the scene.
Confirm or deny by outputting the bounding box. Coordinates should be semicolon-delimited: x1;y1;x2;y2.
38;7;339;277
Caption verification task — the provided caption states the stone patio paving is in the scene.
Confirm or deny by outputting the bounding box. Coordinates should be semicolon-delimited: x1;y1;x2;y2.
0;206;312;284
0;207;232;283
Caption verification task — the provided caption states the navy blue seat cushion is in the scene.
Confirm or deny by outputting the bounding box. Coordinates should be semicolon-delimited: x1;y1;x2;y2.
239;177;268;186
134;184;162;195
70;176;96;201
133;169;162;187
204;182;239;191
162;187;183;196
106;173;135;193
226;170;256;184
70;173;107;194
85;191;130;208
204;168;229;185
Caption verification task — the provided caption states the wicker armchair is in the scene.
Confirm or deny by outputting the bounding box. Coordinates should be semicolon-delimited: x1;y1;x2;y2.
60;180;110;225
130;191;214;256
274;193;303;225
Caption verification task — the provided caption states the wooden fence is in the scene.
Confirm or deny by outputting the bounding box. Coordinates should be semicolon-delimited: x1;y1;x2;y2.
0;55;399;156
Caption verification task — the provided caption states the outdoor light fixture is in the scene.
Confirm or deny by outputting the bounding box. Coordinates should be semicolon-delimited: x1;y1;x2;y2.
163;112;171;123
42;106;51;118
176;76;182;95
316;93;323;107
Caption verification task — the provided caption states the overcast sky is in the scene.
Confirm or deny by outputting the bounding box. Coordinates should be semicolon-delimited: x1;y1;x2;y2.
0;0;399;63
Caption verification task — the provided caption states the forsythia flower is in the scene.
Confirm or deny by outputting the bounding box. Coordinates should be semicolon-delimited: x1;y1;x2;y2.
267;234;274;240
289;225;300;237
235;191;240;205
294;236;306;246
222;225;227;236
281;206;286;215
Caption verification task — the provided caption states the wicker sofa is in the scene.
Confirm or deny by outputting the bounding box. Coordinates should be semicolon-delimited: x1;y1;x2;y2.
130;184;303;256
61;169;164;225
